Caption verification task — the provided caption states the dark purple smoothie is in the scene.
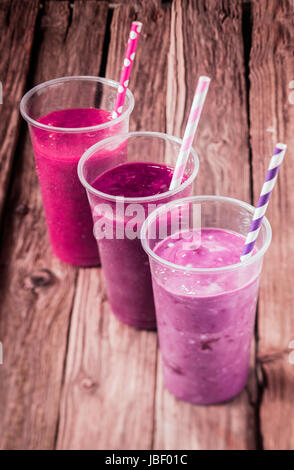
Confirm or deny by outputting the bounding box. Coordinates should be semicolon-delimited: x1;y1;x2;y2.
92;162;174;196
152;228;259;404
30;108;118;266
91;162;189;329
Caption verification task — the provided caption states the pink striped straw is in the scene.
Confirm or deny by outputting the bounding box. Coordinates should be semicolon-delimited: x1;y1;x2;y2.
169;76;211;190
241;142;287;262
112;21;142;119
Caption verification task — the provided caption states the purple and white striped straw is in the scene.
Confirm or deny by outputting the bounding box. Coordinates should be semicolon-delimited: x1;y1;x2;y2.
169;76;211;190
240;142;287;262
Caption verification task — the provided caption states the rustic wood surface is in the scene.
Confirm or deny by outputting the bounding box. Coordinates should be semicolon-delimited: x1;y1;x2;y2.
249;0;294;450
0;0;293;450
0;0;39;222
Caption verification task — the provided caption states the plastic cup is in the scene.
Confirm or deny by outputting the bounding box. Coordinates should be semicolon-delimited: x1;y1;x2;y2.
78;132;199;329
141;196;272;404
20;76;134;266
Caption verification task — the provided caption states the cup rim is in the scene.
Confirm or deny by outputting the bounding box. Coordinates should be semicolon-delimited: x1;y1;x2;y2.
77;131;200;203
140;195;272;273
20;75;135;133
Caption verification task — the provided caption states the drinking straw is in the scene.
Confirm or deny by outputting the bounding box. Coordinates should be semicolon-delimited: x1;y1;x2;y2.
169;76;211;190
112;21;142;119
240;142;287;262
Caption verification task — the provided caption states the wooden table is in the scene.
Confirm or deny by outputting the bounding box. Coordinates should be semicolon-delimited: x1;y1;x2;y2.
0;0;293;450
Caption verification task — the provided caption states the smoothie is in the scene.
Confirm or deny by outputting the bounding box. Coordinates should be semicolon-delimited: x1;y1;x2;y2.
91;162;176;330
151;228;259;404
78;132;199;330
92;162;174;196
31;108;115;266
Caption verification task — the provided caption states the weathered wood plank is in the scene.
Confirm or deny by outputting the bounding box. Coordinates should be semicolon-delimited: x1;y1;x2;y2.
153;0;255;450
106;2;170;132
56;1;171;449
249;0;294;450
0;0;39;222
56;265;157;449
0;0;108;449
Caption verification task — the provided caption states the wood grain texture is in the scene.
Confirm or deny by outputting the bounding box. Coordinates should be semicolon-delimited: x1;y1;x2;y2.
0;0;108;449
249;0;294;450
153;0;256;450
166;0;251;200
37;0;108;77
1;0;292;451
106;1;171;132
0;0;39;222
56;1;171;450
56;268;157;449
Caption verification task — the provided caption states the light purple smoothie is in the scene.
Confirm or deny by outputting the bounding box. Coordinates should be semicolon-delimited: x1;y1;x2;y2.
91;162;176;329
30;108;115;266
152;228;259;404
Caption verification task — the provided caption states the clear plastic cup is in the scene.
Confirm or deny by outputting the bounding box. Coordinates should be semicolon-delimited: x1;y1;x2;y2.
20;76;134;266
141;196;272;403
78;132;199;329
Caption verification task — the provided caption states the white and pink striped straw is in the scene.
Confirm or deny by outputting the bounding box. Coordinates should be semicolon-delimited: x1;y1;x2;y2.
241;142;287;262
112;21;142;119
169;76;211;190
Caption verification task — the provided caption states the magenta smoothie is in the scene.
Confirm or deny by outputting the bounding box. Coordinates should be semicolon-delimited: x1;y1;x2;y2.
91;162;176;329
30;108;118;266
152;228;259;404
